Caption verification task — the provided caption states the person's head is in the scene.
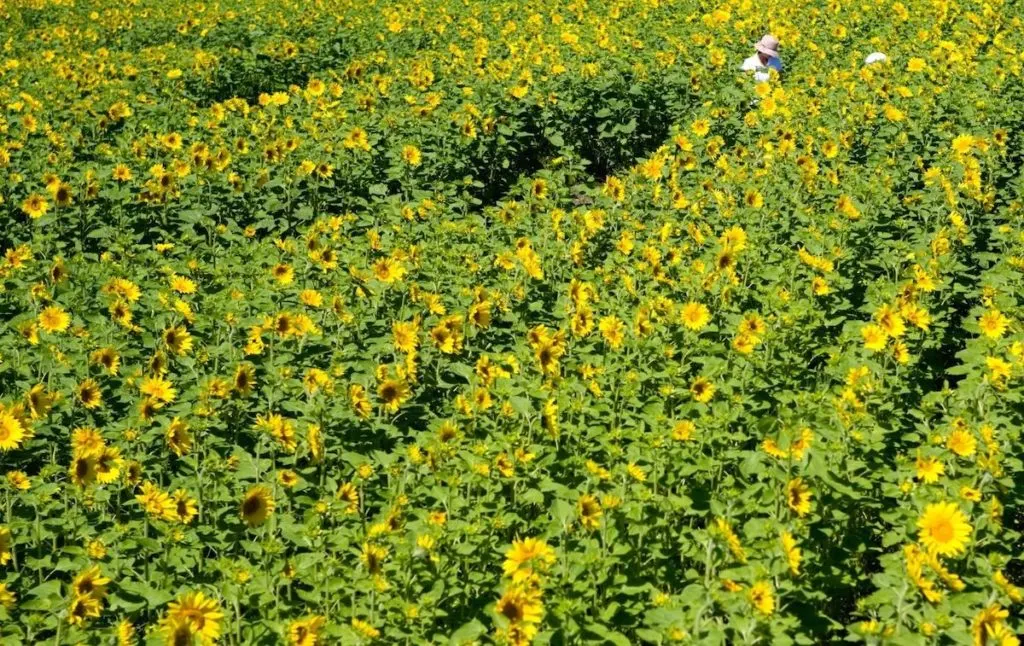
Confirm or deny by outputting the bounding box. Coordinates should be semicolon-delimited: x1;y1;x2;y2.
755;34;780;64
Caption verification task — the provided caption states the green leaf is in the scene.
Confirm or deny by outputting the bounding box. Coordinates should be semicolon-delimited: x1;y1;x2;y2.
584;623;632;646
449;619;487;645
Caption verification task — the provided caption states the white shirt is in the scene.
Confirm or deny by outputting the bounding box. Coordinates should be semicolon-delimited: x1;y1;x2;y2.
741;54;782;82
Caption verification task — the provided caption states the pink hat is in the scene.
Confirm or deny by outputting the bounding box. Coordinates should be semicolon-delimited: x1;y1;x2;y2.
755;35;780;58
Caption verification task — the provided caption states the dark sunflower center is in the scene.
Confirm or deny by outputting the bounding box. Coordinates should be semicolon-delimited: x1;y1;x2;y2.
243;497;263;516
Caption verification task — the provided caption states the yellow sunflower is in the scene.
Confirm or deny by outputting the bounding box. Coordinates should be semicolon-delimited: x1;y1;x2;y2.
95;446;123;484
140;375;177;404
288;615;326;646
240;486;275;527
71;426;105;458
977;309;1009;340
69;455;98;488
690;376;716;403
495;585;543;627
169;275;197;294
503;537;556;578
6;471;30;491
0;583;15;609
392;320;419;353
918;501;972;557
76;379;103;410
165;591;224;643
401;144;422;166
160;612;198;645
162;325;194;356
946;429;977;457
971;604;1014;646
786;478;813;516
68;594;102;626
372;257;407;283
0;412;26;451
171;489;198;524
361;543;388;575
749;580;775;616
38;304;71;333
90;347;121;375
680;301;711;330
71;565;110;601
233;363;256;396
577;494;603;530
21;193;49;219
0;526;11;565
377;377;411;413
165;418;192;457
26;384;56;419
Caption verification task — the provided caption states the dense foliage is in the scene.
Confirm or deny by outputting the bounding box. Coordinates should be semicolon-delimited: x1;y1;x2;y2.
1;0;1023;643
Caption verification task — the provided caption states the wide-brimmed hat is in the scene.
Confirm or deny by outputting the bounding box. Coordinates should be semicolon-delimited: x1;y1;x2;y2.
755;35;780;58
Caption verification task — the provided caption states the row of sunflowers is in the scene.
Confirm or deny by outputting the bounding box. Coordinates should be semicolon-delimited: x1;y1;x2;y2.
1;0;1023;643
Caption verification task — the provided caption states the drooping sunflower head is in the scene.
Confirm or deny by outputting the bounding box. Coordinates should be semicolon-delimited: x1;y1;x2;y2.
68;594;102;626
337;482;359;512
72;565;110;600
971;604;1012;646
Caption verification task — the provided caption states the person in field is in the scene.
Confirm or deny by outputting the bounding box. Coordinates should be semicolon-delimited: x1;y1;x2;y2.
741;34;783;82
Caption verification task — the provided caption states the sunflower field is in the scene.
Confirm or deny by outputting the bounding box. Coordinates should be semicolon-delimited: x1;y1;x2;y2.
1;0;1024;642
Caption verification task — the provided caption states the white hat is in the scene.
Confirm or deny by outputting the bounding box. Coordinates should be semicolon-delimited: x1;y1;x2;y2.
864;52;887;65
755;35;780;58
